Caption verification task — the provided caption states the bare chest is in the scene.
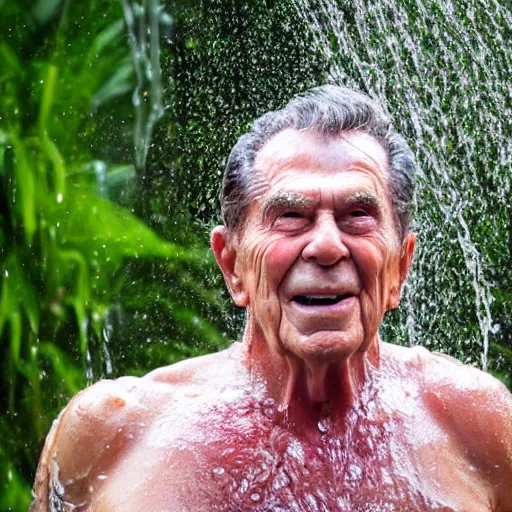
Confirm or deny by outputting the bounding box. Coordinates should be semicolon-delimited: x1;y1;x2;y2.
92;403;489;512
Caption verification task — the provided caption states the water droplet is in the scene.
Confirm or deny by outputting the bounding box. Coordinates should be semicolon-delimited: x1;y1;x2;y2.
239;478;249;493
250;492;261;502
212;466;225;477
317;418;329;434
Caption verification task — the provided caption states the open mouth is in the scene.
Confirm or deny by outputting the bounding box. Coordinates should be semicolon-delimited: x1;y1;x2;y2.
292;294;353;306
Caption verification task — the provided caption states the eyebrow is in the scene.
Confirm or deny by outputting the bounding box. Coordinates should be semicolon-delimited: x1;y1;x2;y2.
347;191;382;211
260;189;384;222
261;191;317;220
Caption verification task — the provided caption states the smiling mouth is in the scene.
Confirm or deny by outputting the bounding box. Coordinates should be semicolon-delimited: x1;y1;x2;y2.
292;294;353;306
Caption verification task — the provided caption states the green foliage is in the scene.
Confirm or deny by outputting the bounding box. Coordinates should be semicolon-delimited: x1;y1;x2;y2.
1;0;511;509
0;1;229;508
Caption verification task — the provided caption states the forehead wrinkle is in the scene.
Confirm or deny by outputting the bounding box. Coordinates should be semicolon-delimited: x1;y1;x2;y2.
255;130;313;174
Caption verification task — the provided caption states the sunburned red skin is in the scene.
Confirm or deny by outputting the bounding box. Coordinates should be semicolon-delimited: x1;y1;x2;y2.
188;380;445;512
31;130;512;511
32;342;511;511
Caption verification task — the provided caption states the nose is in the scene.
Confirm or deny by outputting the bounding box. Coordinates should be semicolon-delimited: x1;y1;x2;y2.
301;214;349;266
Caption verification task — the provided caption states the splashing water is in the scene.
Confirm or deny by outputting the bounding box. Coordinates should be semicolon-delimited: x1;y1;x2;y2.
291;0;512;370
121;0;169;174
101;0;511;380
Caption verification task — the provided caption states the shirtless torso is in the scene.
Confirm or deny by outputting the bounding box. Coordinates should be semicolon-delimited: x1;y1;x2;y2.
32;342;512;512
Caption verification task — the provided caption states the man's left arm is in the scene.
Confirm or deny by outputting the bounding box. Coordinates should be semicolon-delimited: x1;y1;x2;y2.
426;356;512;511
486;381;512;511
460;375;512;511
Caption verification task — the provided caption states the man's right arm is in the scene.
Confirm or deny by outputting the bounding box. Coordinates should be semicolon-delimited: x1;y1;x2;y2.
30;377;145;511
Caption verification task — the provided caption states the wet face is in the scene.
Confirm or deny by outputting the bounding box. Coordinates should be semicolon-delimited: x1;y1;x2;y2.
213;129;415;365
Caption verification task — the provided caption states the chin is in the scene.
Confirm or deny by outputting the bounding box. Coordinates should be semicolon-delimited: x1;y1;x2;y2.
288;330;364;364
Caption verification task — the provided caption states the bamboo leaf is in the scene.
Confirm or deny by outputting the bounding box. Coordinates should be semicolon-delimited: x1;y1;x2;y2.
173;308;227;349
11;139;37;243
0;255;39;338
40;131;66;202
0;43;21;75
39;65;58;133
92;59;134;108
88;19;126;59
9;311;22;369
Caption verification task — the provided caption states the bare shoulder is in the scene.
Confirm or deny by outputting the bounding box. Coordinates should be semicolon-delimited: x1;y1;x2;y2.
383;343;512;507
31;375;149;511
386;343;511;440
143;341;244;389
418;347;512;439
424;349;512;507
31;343;243;511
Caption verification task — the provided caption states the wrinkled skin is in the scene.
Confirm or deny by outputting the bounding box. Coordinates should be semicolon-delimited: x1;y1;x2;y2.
214;131;413;403
31;131;512;511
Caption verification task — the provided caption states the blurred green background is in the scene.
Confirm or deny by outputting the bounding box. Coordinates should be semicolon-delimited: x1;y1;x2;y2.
1;0;510;509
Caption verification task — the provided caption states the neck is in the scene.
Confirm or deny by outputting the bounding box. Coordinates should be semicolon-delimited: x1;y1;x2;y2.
242;321;380;426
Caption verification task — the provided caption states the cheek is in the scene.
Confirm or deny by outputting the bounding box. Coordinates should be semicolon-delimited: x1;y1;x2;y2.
353;239;400;347
260;238;303;288
241;235;301;300
353;238;401;297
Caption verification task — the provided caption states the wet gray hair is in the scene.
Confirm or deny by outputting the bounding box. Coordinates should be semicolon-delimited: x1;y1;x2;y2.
221;85;416;240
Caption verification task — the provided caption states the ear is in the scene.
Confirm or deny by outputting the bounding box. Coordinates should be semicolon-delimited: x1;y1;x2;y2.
387;232;416;309
210;226;249;307
399;231;416;284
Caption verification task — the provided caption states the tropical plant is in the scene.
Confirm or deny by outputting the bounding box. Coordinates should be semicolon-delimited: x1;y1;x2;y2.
0;1;230;508
2;0;511;509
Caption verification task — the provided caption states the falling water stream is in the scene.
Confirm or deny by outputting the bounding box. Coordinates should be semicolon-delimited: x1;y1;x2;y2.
94;0;512;380
85;0;170;381
120;0;166;174
290;0;512;370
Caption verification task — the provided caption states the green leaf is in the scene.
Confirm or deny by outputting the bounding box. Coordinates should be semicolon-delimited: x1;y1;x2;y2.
40;130;66;202
38;342;84;394
0;254;40;339
88;19;126;59
0;43;21;75
51;190;205;267
173;308;228;349
0;130;9;145
92;59;134;108
490;341;512;361
11;139;37;243
39;64;59;133
0;457;32;511
31;0;64;25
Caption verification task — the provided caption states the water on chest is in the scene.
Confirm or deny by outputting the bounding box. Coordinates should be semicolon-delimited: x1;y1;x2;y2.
186;398;453;512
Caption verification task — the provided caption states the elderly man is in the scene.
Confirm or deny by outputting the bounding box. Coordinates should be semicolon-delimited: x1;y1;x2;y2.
32;86;512;511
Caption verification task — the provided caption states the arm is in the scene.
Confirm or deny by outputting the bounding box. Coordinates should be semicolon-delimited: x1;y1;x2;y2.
478;379;512;511
459;376;512;511
30;377;145;511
